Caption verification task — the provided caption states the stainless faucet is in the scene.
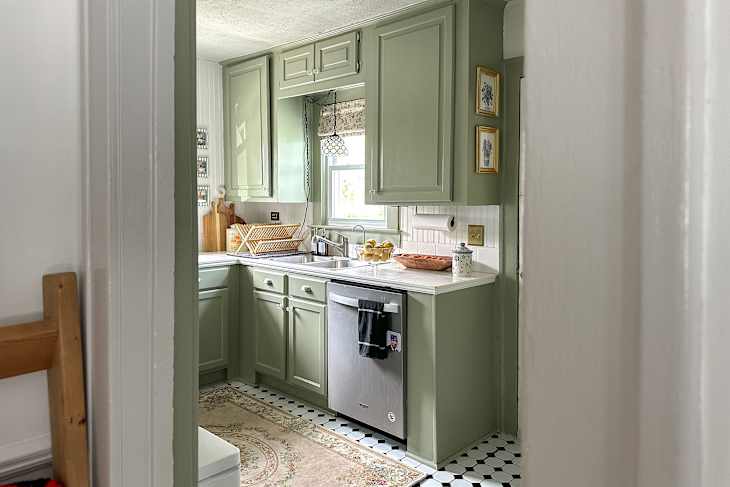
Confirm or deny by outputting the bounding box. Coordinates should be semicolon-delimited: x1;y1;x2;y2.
311;231;350;257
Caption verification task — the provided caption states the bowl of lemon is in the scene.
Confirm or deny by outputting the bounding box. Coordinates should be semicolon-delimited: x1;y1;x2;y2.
357;239;395;262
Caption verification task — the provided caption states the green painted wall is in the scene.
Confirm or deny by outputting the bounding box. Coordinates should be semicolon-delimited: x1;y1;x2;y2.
498;57;523;435
174;0;198;483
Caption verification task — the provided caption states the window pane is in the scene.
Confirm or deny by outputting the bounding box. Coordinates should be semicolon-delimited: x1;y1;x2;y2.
330;168;385;222
326;134;366;166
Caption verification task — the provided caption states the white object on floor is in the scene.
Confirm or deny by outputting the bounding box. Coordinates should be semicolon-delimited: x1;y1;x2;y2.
198;427;240;487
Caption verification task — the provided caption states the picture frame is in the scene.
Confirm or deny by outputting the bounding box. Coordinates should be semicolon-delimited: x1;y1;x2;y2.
476;126;499;174
476;66;500;117
197;155;209;178
196;127;208;149
197;184;209;207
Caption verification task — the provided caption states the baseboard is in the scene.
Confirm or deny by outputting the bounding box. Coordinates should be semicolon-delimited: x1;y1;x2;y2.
0;434;53;482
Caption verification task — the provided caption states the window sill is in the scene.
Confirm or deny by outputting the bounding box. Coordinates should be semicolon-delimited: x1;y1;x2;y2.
311;224;401;236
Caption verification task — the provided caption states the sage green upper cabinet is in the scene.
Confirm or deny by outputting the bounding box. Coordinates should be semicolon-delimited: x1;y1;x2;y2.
253;290;287;380
314;31;360;83
363;0;505;205
287;297;327;396
276;31;362;96
224;55;272;200
279;45;315;90
198;288;229;373
365;6;454;204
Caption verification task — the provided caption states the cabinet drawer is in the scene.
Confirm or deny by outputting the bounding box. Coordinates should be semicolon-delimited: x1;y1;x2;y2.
198;266;231;290
252;269;287;294
289;275;328;303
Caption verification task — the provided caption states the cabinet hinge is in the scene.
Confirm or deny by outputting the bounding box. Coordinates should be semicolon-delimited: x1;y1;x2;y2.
356;31;361;43
356;60;361;73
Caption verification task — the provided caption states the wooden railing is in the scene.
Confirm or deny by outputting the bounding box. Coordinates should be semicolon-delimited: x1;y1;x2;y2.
0;273;89;487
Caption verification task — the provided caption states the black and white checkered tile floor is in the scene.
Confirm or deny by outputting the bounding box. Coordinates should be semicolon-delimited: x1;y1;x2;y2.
223;381;522;486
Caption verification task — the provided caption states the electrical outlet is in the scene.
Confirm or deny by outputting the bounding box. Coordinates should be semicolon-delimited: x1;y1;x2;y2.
468;224;485;246
270;211;280;222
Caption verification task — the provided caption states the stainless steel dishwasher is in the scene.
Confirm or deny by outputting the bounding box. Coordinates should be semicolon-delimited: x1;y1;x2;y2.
327;281;406;439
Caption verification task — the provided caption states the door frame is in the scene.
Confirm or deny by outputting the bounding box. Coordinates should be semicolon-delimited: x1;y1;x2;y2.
84;0;197;485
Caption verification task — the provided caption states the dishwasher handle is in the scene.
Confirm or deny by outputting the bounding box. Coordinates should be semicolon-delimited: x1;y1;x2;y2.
329;293;400;314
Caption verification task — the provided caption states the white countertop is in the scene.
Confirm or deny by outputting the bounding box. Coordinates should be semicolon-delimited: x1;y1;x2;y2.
198;252;497;295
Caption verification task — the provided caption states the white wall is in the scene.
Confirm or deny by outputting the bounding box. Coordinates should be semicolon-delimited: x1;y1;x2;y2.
522;0;730;485
197;59;225;248
0;0;82;477
503;0;524;59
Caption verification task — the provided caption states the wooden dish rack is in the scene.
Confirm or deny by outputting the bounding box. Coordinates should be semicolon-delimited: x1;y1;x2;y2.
227;223;303;256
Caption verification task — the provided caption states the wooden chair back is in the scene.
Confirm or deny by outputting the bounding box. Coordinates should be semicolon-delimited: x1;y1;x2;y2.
0;273;89;487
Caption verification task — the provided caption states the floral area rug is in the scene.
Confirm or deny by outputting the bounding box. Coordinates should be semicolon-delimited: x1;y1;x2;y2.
199;384;425;487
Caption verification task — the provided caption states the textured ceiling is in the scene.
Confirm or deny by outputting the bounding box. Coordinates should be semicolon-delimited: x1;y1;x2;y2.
197;0;431;62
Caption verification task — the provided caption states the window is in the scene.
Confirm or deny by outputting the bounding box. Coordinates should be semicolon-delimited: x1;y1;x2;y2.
324;133;387;227
318;97;394;230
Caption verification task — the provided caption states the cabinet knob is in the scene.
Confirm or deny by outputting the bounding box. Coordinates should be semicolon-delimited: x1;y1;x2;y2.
264;278;274;286
301;285;313;294
312;67;319;75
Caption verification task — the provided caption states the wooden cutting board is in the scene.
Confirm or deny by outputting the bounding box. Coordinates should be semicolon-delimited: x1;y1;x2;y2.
202;197;244;252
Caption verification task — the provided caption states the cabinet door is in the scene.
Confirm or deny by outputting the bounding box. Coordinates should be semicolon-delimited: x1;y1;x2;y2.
366;6;454;203
314;31;359;83
279;44;315;90
224;55;271;200
253;291;287;380
287;298;327;396
199;288;229;373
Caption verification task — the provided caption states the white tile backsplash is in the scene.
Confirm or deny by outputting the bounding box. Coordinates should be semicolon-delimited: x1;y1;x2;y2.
225;202;500;272
399;206;500;272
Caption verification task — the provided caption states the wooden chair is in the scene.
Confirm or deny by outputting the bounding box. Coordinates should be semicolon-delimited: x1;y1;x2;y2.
0;273;89;487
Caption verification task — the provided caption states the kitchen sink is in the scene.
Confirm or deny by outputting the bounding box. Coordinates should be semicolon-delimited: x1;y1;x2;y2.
302;259;370;270
264;254;344;264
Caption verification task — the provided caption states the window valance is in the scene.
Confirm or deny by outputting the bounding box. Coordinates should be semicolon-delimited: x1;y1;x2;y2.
318;99;366;136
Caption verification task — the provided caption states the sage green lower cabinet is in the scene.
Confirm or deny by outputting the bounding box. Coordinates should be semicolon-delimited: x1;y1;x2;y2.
253;291;288;380
198;288;229;373
406;284;499;468
199;265;240;386
248;271;329;402
287;297;327;396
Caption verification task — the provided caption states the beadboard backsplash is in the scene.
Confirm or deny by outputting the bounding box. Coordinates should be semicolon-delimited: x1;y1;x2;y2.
227;202;500;273
399;206;500;272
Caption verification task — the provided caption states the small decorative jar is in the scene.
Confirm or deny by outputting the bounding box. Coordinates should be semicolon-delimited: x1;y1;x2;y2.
452;243;473;277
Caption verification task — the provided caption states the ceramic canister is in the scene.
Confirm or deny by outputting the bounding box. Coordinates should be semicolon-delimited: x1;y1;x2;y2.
452;242;473;277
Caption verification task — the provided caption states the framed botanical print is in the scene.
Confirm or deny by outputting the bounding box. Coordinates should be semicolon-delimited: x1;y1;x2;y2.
197;155;209;178
476;66;500;117
197;184;209;207
196;127;208;149
476;126;499;174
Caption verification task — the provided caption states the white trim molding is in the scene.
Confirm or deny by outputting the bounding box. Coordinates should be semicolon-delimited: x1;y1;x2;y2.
85;0;175;485
522;0;730;484
0;435;52;481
